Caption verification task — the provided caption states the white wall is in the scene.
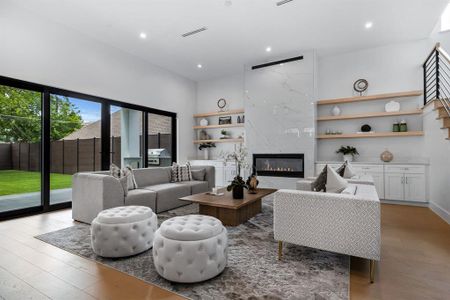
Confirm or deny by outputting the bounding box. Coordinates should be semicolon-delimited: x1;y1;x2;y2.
317;39;434;162
0;5;197;162
423;105;450;224
195;74;245;159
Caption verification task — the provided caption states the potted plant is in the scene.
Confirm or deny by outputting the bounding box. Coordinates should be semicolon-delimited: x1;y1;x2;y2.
220;129;231;139
222;145;249;199
198;142;215;160
227;176;248;199
336;146;359;162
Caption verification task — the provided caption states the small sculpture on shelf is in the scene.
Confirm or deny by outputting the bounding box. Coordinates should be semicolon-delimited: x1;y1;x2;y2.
353;79;368;96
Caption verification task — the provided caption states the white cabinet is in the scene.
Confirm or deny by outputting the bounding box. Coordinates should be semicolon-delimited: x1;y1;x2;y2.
384;165;426;203
315;162;427;202
384;173;404;200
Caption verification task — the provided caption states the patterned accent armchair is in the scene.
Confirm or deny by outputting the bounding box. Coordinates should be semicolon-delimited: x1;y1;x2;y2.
273;185;380;283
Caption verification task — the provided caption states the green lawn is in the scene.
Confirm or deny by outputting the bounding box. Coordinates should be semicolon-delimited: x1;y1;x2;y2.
0;170;72;196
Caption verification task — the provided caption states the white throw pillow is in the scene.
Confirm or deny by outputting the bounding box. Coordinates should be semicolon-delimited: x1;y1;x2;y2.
326;165;348;193
343;162;356;178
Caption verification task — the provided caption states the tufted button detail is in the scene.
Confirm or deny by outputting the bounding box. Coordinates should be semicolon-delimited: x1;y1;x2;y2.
177;271;183;277
132;225;137;230
142;233;147;238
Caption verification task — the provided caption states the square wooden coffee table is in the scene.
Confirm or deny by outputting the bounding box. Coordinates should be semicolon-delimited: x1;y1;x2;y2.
179;188;277;226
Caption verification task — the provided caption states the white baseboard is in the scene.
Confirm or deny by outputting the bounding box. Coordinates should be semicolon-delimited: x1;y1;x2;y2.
380;199;428;207
429;202;450;225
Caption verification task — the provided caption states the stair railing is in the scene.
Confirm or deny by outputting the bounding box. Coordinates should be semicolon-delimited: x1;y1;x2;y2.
423;42;450;116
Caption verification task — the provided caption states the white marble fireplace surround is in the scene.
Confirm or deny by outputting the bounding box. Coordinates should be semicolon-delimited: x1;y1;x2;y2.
244;51;317;189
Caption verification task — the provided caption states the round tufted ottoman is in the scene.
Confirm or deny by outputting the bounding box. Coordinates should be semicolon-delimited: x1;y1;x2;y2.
153;215;228;283
91;206;157;258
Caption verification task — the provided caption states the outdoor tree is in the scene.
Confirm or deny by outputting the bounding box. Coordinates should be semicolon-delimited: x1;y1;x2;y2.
0;85;83;142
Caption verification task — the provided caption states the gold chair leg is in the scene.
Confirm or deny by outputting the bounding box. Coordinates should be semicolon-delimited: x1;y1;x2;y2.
369;259;375;283
278;241;283;260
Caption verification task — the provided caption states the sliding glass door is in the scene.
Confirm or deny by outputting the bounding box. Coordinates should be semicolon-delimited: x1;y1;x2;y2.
0;75;177;219
49;95;102;205
0;84;42;213
148;113;173;167
111;106;143;168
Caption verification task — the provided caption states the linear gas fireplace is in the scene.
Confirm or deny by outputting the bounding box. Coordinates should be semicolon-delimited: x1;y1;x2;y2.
253;154;304;178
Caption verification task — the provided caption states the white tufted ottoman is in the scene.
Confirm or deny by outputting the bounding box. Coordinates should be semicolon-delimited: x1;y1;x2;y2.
91;206;157;258
153;215;228;283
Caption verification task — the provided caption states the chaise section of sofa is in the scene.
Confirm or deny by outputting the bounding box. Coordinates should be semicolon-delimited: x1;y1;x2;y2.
72;165;215;224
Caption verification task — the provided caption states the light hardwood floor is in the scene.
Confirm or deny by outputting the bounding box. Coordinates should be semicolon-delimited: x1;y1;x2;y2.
0;204;449;300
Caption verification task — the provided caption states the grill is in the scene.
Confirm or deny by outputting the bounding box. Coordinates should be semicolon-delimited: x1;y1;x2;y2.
148;148;172;167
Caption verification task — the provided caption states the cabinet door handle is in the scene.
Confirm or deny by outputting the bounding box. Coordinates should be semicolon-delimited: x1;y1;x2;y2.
405;177;408;184
401;177;404;184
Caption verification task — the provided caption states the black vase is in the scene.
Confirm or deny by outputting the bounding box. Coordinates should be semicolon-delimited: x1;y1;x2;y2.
232;186;244;199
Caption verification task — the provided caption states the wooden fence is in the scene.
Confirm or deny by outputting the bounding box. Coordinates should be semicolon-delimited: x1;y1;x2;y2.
0;134;171;174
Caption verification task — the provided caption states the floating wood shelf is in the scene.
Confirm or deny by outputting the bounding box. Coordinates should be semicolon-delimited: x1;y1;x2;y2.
193;124;245;129
193;138;244;144
317;110;422;121
317;91;423;106
193;109;245;118
317;131;424;139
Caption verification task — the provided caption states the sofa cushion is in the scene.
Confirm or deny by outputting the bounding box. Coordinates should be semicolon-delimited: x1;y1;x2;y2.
125;189;157;209
144;183;191;213
354;184;379;201
176;181;209;195
133;167;172;188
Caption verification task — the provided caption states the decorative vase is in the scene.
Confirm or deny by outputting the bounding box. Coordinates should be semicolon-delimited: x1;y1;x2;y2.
232;185;244;199
343;154;353;162
393;123;400;132
331;105;341;116
380;149;393;162
199;118;208;126
203;148;209;160
399;120;407;132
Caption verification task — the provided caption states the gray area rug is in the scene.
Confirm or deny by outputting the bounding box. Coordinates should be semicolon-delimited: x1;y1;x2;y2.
36;197;349;300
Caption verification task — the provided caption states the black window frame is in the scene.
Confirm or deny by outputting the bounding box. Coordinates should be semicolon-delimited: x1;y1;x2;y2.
0;75;177;220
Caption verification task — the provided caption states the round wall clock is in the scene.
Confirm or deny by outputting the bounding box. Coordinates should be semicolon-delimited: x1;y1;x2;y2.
217;98;227;111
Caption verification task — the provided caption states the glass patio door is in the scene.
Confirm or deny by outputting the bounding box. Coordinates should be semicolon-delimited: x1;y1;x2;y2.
49;95;102;205
0;84;42;213
111;106;143;169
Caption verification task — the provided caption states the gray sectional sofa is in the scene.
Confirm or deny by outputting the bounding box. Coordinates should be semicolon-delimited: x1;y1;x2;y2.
72;166;215;224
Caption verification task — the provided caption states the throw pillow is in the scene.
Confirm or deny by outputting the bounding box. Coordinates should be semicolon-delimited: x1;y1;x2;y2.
171;162;193;182
191;168;206;181
326;165;348;193
123;166;138;190
335;162;346;177
312;165;327;192
343;162;356;178
110;163;121;178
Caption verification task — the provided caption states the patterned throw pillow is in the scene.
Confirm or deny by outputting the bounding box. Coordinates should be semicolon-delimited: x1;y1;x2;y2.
109;163;129;196
335;162;347;177
312;165;327;192
110;163;121;178
171;162;193;182
123;166;138;190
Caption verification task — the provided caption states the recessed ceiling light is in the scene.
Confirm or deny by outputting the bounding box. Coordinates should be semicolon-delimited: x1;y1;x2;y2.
197;64;203;69
266;46;272;52
139;32;147;39
365;22;373;29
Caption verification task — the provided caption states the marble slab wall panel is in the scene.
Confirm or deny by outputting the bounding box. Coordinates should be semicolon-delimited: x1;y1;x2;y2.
244;52;317;185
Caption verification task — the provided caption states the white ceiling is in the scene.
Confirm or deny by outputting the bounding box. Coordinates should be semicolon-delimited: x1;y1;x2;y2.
4;0;449;81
